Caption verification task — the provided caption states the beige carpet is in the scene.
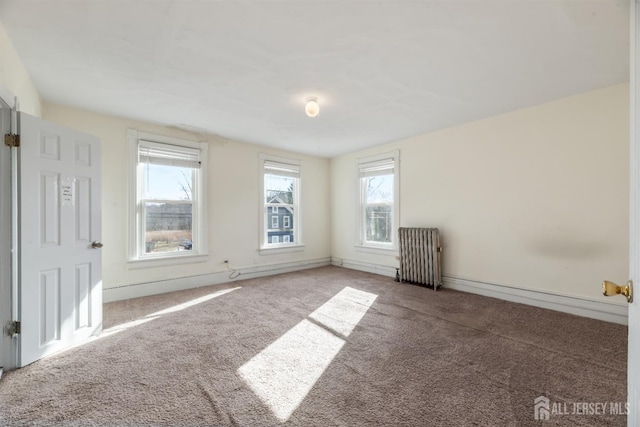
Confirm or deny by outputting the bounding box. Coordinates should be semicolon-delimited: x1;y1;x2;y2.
0;266;627;426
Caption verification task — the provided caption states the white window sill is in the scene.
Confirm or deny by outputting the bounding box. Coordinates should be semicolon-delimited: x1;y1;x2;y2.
259;244;305;255
355;244;398;256
127;253;209;269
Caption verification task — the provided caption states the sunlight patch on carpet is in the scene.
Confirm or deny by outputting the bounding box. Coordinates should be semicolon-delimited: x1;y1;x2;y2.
238;286;377;422
103;287;241;335
309;286;378;337
100;316;160;338
149;287;241;316
44;287;241;360
239;320;344;421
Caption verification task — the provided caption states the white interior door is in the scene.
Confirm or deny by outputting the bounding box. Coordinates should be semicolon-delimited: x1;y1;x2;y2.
630;1;640;425
18;112;102;367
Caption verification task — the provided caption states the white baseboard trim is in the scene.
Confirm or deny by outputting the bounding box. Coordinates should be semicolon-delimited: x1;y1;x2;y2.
443;276;628;325
332;257;628;325
104;257;331;303
330;257;397;278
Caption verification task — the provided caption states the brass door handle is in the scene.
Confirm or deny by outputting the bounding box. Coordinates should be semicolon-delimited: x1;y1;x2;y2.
91;241;103;249
602;280;633;303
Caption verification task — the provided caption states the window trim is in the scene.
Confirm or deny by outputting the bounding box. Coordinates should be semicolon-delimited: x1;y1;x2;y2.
356;150;400;251
259;153;302;252
127;130;208;266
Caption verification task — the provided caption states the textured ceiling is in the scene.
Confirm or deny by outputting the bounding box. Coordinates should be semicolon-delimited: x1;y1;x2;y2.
0;0;630;157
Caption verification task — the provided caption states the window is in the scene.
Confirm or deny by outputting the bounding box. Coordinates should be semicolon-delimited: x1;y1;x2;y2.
358;151;399;249
128;130;208;264
261;154;301;249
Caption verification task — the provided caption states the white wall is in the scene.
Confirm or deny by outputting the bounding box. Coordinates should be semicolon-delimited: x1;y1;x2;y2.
0;15;629;310
44;103;331;293
0;21;41;116
331;84;629;302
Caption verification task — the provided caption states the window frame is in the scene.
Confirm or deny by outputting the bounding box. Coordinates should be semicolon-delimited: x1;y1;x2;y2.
356;150;400;252
127;130;208;267
259;153;303;253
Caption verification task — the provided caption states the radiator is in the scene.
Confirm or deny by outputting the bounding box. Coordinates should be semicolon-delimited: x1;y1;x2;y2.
398;227;442;290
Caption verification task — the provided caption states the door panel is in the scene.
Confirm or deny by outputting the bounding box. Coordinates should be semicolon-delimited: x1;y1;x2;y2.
75;263;91;329
75;177;91;243
40;268;61;345
19;112;102;367
40;172;60;246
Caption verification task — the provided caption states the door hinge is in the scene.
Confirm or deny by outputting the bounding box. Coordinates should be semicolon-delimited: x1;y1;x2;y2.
5;321;20;336
4;133;19;148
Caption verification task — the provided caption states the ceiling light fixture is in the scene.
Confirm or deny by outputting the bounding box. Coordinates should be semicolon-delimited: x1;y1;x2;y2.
305;97;319;118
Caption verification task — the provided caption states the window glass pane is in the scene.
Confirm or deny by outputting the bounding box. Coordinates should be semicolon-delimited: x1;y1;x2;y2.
267;206;294;244
365;205;392;243
265;174;294;204
144;202;193;254
265;170;296;246
143;163;193;201
365;175;393;203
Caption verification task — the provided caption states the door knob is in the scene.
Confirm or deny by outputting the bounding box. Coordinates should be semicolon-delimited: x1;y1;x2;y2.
91;241;103;249
602;280;633;303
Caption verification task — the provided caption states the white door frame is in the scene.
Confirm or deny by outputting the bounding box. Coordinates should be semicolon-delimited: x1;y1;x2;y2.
0;98;8;373
630;2;640;425
0;85;18;373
